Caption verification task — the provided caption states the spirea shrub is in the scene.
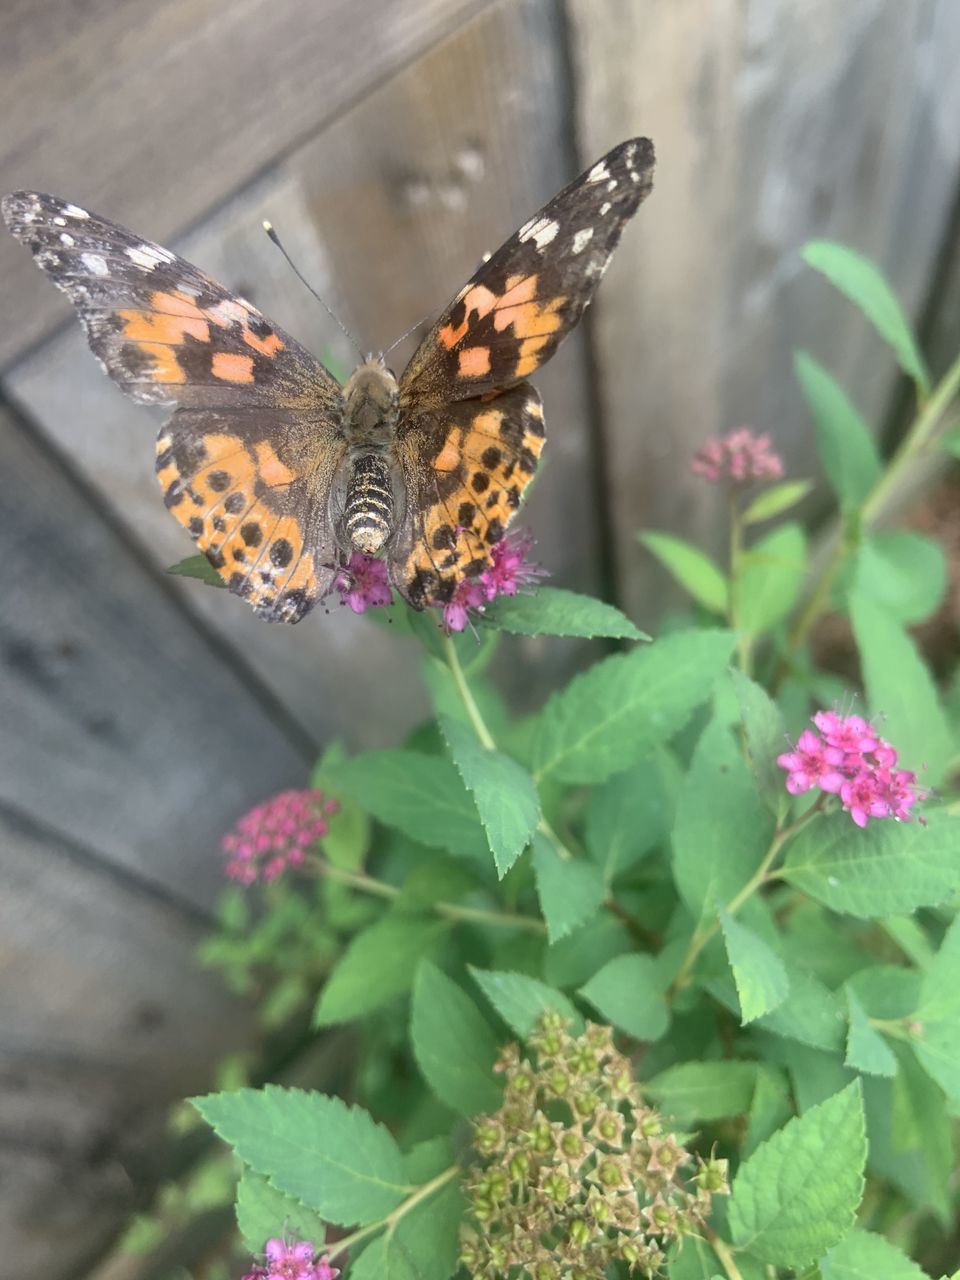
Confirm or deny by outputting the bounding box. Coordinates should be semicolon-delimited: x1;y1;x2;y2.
183;242;960;1280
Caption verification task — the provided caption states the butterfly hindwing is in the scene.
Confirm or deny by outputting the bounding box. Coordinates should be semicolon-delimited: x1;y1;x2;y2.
399;137;654;407
2;191;347;622
391;382;545;607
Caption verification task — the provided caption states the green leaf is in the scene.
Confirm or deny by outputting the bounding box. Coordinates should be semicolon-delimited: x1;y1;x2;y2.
756;964;845;1052
912;915;960;1102
794;352;881;508
850;593;954;784
469;967;581;1037
639;531;729;613
644;1060;757;1124
235;1166;328;1253
532;833;606;942
193;1087;408;1224
485;586;646;640
737;522;807;636
323;750;489;861
167;553;226;587
781;810;960;919
745;1065;793;1157
411;962;502;1117
585;751;680;882
822;1229;928;1280
439;716;539;877
844;986;897;1077
730;670;789;818
578;953;669;1042
311;742;370;871
741;479;815;525
672;719;776;923
720;908;789;1024
852;532;947;625
542;916;632;989
314;916;447;1027
803;241;930;394
349;1178;463;1280
533;629;735;785
728;1080;866;1268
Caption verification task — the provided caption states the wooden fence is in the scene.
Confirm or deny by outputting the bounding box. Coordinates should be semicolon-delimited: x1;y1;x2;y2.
2;0;959;1274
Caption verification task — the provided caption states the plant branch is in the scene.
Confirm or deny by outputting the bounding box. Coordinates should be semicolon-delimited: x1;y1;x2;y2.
442;634;496;750
704;1227;746;1280
327;1165;460;1262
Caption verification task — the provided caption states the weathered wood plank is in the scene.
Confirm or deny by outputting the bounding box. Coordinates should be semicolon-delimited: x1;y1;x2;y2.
0;0;493;367
569;0;960;621
0;806;254;1278
6;0;600;736
0;403;307;904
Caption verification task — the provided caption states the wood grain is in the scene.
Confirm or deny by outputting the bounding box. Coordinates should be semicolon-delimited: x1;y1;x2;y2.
0;0;491;367
0;403;307;905
0;806;254;1278
568;0;960;621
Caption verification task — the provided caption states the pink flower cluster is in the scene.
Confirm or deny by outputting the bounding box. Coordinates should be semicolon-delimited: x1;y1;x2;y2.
777;711;927;828
221;788;338;883
243;1239;339;1280
441;530;547;633
691;428;785;484
334;552;393;614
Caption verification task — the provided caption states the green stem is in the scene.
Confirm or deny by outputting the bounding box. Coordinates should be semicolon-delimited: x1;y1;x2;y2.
315;859;545;933
705;1228;746;1280
779;347;960;676
728;493;751;675
327;1165;460;1262
442;634;495;750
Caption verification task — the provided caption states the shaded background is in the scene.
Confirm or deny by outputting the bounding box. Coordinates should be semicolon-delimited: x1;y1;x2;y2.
2;0;960;1274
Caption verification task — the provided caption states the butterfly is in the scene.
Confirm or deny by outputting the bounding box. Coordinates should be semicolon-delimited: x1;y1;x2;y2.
3;138;655;624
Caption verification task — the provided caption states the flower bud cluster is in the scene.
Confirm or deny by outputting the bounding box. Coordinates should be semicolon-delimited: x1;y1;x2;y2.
459;1014;728;1279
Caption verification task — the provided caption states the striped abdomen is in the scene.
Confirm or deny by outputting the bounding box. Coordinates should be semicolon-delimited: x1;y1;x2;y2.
344;451;395;554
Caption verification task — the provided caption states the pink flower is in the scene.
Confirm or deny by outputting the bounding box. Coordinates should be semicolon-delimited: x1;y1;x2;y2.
334;552;393;614
691;428;785;484
221;789;332;884
442;577;488;633
243;1239;339;1280
778;711;927;827
436;529;547;632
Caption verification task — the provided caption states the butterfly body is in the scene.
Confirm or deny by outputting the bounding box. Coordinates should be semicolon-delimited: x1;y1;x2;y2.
4;137;654;624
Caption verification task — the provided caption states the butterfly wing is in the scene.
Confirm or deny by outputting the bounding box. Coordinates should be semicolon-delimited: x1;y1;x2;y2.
400;138;654;405
3;191;346;622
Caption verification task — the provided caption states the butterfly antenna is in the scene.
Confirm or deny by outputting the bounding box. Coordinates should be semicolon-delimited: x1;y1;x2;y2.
262;220;363;358
382;309;435;357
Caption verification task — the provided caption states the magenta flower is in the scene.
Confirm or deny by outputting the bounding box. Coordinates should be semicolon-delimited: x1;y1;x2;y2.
221;789;338;884
243;1239;339;1280
334;552;393;614
777;711;927;827
691;428;785;484
437;529;547;633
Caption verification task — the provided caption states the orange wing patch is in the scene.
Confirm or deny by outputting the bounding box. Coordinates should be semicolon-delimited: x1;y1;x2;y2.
212;351;255;384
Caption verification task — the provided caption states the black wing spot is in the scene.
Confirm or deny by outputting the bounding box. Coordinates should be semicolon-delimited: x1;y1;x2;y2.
224;493;246;514
457;501;476;526
471;471;490;494
270;538;293;568
188;515;204;536
208;470;230;492
432;524;455;551
481;446;502;469
240;522;262;547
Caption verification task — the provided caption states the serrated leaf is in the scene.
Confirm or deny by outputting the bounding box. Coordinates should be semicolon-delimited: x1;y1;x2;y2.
781;810;960;919
756;964;845;1052
745;1065;793;1157
585;750;680;882
803;241;930;393
672;719;776;923
439;716;539;877
719;908;789;1024
167;553;226;586
532;833;606;942
485;586;646;639
844;986;897;1077
737;522;807;636
822;1229;928;1280
741;479;815;525
533;629;735;785
730;670;789;818
728;1080;866;1268
235;1166;328;1253
644;1061;757;1124
314;916;447;1027
469;967;581;1037
323;750;489;861
578;953;669;1042
850;593;954;784
411;962;502;1117
912;915;960;1102
639;531;729;613
193;1087;408;1224
794;352;881;508
852;532;946;625
349;1179;463;1280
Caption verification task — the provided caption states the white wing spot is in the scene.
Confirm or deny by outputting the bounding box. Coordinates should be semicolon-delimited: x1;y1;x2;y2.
80;252;109;276
127;246;159;269
52;215;67;226
208;299;250;326
518;216;537;240
606;179;618;192
629;169;642;184
64;204;90;219
600;202;611;216
519;217;559;249
572;227;594;254
59;232;75;246
588;161;610;184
